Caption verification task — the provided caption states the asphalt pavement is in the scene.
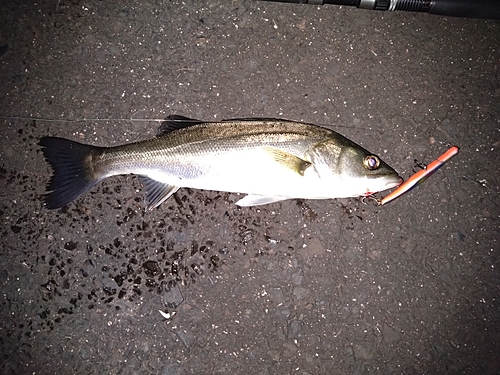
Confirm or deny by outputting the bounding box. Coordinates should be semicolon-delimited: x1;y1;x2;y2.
1;1;499;374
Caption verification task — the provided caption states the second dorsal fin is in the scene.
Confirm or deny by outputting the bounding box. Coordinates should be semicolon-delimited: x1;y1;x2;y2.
158;115;204;135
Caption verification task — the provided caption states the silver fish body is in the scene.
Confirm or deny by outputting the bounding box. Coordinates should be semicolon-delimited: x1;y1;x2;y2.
39;115;402;209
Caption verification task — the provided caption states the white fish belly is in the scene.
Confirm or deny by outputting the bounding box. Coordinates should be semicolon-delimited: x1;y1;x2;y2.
162;148;335;199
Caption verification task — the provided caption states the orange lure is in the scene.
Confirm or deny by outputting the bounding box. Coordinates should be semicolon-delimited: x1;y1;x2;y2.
379;146;459;205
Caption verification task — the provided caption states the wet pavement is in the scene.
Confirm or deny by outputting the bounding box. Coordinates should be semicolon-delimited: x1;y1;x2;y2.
1;1;499;374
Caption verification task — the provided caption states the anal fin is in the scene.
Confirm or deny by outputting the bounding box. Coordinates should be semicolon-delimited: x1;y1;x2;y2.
139;176;179;210
236;194;289;207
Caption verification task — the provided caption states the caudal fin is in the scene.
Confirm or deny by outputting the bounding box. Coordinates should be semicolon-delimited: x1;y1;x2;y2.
39;137;101;209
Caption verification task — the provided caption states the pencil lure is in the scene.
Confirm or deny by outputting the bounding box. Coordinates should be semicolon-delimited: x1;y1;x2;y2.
379;146;459;205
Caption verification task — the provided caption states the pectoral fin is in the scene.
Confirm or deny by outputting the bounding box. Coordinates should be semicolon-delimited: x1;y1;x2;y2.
139;177;179;210
236;194;289;207
264;147;311;176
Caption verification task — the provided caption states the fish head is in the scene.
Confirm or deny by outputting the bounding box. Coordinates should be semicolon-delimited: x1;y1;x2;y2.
308;137;403;197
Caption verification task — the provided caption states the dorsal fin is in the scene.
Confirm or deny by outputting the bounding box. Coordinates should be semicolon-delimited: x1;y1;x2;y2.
221;117;282;122
158;115;204;135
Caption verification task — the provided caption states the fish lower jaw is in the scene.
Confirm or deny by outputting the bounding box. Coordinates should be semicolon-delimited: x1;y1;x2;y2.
386;177;404;190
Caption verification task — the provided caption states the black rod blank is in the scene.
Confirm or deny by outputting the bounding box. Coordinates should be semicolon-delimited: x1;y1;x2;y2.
260;0;500;19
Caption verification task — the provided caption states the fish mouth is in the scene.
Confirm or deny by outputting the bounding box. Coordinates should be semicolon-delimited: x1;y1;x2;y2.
366;175;403;195
385;176;404;190
362;175;403;197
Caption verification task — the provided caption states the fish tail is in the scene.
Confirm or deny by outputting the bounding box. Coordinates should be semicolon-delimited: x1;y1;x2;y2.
39;137;101;209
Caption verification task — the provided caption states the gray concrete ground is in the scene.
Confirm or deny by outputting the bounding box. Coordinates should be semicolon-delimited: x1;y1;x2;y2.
1;1;499;374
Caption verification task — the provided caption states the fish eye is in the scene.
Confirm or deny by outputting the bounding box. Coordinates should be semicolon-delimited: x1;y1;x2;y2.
363;155;380;170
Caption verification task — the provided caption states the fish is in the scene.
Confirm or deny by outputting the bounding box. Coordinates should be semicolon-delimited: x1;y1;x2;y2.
39;115;402;210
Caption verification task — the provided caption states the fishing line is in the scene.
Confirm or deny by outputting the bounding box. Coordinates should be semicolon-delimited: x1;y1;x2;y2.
0;115;380;133
0;115;166;123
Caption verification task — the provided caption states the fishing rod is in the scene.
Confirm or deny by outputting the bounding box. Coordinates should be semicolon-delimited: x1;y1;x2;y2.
259;0;500;19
